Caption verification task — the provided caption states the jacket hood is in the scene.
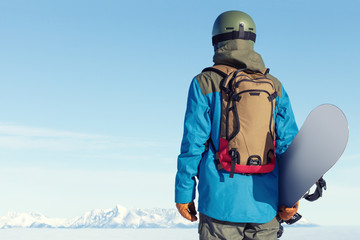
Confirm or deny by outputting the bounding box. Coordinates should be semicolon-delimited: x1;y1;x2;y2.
213;39;266;72
213;39;283;97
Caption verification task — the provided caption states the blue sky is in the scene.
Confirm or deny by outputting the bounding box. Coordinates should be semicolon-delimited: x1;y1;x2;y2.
0;0;359;225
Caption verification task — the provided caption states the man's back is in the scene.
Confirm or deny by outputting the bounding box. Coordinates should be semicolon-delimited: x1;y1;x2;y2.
175;10;299;240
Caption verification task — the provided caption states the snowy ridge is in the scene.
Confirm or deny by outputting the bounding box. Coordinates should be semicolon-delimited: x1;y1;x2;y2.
0;205;314;229
0;205;196;229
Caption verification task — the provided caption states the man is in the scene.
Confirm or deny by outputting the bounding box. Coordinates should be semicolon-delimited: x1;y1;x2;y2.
175;10;299;240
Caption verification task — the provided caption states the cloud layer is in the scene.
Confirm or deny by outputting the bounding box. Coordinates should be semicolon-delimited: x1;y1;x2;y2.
0;122;161;151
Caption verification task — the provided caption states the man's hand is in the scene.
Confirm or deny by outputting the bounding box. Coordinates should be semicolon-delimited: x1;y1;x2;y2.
278;201;299;221
176;201;198;222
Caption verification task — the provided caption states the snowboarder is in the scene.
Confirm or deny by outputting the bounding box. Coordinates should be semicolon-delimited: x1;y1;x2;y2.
175;10;300;239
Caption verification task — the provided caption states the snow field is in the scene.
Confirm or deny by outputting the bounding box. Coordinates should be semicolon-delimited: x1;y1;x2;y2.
0;227;359;240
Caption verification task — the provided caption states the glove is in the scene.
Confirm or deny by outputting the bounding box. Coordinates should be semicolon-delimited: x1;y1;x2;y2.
278;201;299;221
176;201;198;222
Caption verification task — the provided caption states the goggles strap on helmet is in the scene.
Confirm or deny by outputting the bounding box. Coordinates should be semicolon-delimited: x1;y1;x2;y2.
212;28;256;46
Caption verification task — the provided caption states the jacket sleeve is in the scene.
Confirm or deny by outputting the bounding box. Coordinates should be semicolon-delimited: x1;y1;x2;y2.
175;77;211;204
275;86;298;158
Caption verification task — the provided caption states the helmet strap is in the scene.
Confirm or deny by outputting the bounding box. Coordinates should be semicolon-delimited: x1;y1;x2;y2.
212;26;256;46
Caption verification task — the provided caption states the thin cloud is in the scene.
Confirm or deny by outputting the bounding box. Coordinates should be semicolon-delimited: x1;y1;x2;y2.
0;122;161;151
0;123;103;138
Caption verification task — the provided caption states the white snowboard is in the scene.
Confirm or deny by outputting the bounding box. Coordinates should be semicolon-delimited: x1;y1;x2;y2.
279;104;349;207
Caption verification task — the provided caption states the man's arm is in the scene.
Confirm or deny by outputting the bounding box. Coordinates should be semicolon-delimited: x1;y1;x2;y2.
175;78;211;220
275;85;299;220
275;86;298;158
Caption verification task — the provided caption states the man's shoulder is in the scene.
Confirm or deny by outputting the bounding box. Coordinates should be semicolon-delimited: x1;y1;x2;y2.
195;68;224;96
194;67;284;98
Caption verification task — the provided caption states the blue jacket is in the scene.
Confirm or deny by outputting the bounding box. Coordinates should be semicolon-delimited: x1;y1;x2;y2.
175;40;298;223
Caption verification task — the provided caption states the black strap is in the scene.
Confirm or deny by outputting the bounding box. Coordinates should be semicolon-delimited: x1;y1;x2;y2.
212;31;256;46
223;72;242;141
205;138;223;171
277;222;284;238
303;177;327;202
205;138;217;152
277;212;303;226
230;160;235;178
276;212;302;238
268;91;276;141
225;97;241;141
285;212;302;225
229;149;239;178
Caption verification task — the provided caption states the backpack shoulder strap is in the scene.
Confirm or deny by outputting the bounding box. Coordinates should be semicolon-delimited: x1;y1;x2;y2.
202;64;237;77
259;68;283;98
197;65;240;96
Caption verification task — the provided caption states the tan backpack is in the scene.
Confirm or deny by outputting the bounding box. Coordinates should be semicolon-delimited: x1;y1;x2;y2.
203;65;278;177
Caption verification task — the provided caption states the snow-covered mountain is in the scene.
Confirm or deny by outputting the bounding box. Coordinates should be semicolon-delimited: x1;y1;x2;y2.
0;205;314;229
0;205;196;229
67;205;196;229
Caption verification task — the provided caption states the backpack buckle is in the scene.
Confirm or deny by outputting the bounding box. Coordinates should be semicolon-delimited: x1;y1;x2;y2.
268;92;278;102
229;149;240;178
